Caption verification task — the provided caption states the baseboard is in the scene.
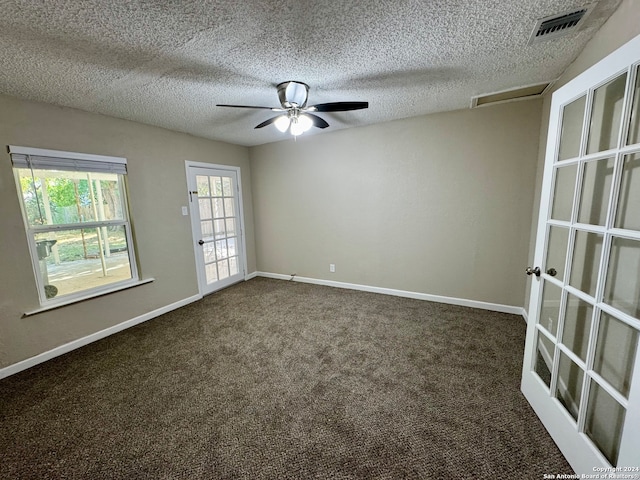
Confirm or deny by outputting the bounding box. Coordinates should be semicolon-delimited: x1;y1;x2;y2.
255;272;524;316
521;308;529;323
0;293;202;380
245;271;258;281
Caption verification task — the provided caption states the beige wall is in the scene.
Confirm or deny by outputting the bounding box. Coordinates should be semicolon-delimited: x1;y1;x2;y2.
0;94;255;369
250;100;543;307
525;0;640;314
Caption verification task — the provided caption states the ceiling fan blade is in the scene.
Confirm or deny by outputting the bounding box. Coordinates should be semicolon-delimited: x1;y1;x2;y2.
217;104;281;111
254;116;281;129
308;101;369;112
306;113;329;129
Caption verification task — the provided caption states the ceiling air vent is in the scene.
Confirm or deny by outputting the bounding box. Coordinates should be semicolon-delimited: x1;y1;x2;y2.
529;5;594;44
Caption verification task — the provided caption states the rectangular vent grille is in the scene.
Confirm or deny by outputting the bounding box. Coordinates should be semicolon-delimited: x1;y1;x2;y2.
529;6;593;44
537;9;586;36
471;82;552;108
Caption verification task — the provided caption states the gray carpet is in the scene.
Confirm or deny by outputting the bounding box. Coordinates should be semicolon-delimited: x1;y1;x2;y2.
0;278;572;479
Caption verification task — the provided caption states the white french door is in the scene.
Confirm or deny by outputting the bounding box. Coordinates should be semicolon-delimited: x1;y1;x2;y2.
186;162;246;295
522;34;640;473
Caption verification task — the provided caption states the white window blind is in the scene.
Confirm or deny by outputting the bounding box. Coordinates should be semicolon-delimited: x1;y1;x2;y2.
8;146;127;174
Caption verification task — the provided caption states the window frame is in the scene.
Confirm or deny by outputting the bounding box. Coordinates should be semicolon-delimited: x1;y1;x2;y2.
10;145;141;308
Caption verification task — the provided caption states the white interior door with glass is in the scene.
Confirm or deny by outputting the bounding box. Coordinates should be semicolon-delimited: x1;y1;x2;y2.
522;33;640;474
186;163;246;295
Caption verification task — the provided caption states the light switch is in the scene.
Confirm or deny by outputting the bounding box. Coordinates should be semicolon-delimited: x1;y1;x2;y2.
181;206;189;216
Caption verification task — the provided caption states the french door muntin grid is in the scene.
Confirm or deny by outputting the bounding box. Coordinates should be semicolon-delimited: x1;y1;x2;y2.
533;60;640;465
197;173;240;284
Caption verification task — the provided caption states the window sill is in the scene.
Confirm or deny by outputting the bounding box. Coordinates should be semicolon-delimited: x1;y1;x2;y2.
22;278;155;317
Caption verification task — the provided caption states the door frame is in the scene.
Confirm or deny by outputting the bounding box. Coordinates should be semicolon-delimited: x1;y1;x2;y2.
522;33;640;473
185;161;248;296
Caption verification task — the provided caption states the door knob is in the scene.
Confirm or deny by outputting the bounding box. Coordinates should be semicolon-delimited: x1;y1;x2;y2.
546;268;557;277
526;266;541;277
198;239;205;245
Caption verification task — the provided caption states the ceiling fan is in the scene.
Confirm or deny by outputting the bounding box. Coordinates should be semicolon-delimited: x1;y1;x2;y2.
217;81;368;136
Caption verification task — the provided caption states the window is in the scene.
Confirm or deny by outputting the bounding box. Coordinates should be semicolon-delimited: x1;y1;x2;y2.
10;146;139;306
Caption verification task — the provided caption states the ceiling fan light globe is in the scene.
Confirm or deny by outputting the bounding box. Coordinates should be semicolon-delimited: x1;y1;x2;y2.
298;114;313;132
274;115;291;132
290;119;304;136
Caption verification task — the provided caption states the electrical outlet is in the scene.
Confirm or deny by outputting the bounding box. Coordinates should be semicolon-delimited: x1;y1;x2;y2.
329;264;335;273
181;206;189;216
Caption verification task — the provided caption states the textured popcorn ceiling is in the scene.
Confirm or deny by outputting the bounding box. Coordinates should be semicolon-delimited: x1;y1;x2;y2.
0;0;622;146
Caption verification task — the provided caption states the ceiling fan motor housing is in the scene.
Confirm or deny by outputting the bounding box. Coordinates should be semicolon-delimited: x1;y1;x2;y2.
277;81;309;108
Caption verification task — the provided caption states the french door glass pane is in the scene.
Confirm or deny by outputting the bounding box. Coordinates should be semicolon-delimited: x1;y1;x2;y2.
577;157;615;226
569;231;603;298
551;164;578;221
214;219;226;238
203;243;215;263
587;73;628;154
215;239;227;260
199;199;212;220
585;380;625;466
229;256;239;276
218;259;230;280
540;281;562;337
213;198;224;218
535;332;555;388
226;218;236;236
616;153;640;231
224;198;235;217
222;177;232;196
205;263;217;283
213;176;223;196
628;66;640;145
545;226;569;280
558;95;586;161
593;312;638;398
603;237;640;317
555;352;584;421
196;175;210;196
227;237;237;256
201;220;213;239
562;294;593;361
